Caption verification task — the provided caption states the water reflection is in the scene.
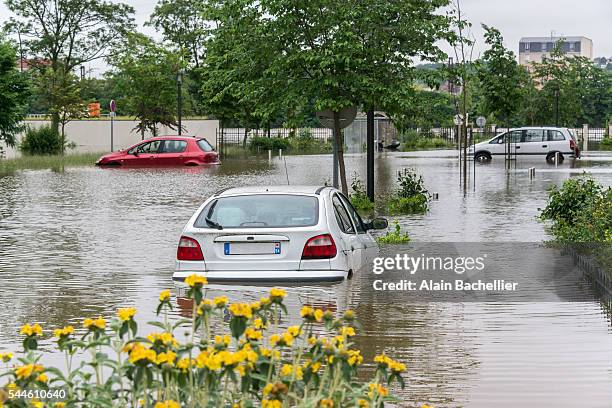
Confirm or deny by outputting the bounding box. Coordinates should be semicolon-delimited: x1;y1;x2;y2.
0;151;611;406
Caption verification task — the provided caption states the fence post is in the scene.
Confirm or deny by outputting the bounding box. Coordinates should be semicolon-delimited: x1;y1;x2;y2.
608;124;612;138
582;124;589;152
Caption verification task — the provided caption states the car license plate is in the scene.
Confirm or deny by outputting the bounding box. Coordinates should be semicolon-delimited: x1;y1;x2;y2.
224;242;281;255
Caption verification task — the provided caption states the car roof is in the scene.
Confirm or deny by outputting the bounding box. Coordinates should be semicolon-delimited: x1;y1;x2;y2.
148;135;202;141
215;185;333;197
509;127;568;131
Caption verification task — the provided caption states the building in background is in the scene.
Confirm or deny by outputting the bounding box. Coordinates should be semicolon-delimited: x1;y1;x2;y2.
518;36;593;67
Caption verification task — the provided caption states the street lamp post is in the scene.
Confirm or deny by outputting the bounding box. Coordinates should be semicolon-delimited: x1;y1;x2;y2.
177;69;184;135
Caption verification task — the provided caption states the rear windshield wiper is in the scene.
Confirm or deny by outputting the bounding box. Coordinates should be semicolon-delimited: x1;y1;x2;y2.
205;217;223;230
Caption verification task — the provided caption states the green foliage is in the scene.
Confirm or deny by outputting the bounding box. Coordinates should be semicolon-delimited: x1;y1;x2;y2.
540;176;611;243
349;174;374;213
19;125;63;155
476;25;529;125
599;137;612;150
399;130;455;151
108;34;184;136
387;169;429;214
530;42;612;128
376;221;410;244
0;38;30;153
249;136;291;151
4;0;135;133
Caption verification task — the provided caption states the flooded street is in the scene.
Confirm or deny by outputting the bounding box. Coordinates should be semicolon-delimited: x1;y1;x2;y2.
1;151;611;407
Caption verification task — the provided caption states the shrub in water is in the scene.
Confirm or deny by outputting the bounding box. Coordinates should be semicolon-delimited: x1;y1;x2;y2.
19;125;62;155
376;221;410;244
386;169;429;214
350;173;374;213
1;281;408;407
249;136;291;152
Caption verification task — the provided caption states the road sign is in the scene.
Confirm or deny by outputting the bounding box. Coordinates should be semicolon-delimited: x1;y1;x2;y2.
110;99;117;113
476;116;486;128
453;114;463;126
316;107;357;129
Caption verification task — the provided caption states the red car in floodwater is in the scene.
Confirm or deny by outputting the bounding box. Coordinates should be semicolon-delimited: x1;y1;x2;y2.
95;136;220;166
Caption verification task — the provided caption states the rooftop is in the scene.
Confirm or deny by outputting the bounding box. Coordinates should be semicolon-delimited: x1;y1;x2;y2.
519;36;591;43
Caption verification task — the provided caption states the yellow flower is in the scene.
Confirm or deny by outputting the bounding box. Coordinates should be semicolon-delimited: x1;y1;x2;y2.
236;365;247;377
253;318;266;329
83;317;106;330
0;352;13;362
269;288;286;301
31;401;43;408
177;358;194;372
185;274;207;288
250;301;262;312
340;326;355;337
155;351;177;366
213;296;228;308
214;334;231;347
263;382;274;396
36;373;48;383
197;299;214;315
368;383;389;398
280;364;303;379
314;309;324;322
147;332;178;348
260;347;280;360
287;325;302;338
159;290;171;302
343;309;356;321
245;327;263;341
53;326;74;338
374;353;405;372
260;297;271;306
154;401;180;408
300;306;315;319
20;323;43;337
319;399;334;408
229;303;253;319
128;343;157;365
347;349;363;366
262;399;282;408
421;405;434;408
55;403;67;408
117;307;137;322
14;364;43;380
357;399;369;407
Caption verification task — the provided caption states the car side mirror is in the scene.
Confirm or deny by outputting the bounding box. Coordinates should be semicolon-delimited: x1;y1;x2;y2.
366;217;388;230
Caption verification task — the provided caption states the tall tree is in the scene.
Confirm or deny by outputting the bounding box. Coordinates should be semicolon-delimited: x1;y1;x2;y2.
108;34;184;137
0;38;30;155
4;0;134;132
202;0;452;194
476;25;529;126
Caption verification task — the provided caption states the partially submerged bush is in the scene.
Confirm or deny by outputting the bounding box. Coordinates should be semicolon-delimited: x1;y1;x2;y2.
19;125;63;156
376;221;410;244
350;174;374;213
540;176;611;243
249;136;291;152
0;281;408;407
387;169;429;214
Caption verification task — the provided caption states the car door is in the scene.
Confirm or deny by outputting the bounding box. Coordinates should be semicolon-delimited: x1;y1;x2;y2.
331;194;362;273
546;129;568;153
521;129;545;154
127;140;161;165
158;140;188;165
506;130;523;156
337;193;377;267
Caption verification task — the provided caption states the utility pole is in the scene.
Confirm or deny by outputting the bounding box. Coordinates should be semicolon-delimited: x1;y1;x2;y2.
177;69;184;135
366;109;375;202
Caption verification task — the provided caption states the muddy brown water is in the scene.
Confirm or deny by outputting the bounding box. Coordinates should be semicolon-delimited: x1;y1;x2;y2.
1;151;611;407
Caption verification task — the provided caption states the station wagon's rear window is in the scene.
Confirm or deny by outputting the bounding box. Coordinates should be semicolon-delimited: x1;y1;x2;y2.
195;194;319;228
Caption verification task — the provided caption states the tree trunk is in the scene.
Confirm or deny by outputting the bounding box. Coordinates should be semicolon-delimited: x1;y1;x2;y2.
61;122;66;156
51;112;60;136
243;127;249;149
334;112;348;195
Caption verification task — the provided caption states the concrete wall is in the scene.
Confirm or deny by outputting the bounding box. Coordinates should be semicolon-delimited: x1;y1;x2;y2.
2;119;219;158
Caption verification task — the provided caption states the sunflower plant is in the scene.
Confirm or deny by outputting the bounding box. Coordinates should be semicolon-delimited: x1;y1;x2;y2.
0;274;410;407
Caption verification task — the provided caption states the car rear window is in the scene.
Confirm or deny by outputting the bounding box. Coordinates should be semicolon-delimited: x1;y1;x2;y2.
195;194;319;228
197;139;214;152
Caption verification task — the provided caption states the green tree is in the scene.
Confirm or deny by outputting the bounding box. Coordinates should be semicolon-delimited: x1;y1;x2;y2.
0;38;30;155
108;34;184;137
532;42;612;127
4;0;134;132
476;25;529;126
202;0;451;194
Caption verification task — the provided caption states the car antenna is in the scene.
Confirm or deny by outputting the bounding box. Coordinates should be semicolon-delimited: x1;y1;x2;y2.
283;156;290;185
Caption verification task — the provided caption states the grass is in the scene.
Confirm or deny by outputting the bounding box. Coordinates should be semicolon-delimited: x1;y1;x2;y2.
399;137;456;151
0;152;100;174
376;221;410;244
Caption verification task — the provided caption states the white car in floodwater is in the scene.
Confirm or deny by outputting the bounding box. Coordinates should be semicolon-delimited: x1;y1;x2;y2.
470;127;580;163
173;186;388;282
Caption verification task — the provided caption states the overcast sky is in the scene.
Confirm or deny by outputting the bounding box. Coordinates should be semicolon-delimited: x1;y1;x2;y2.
1;0;611;75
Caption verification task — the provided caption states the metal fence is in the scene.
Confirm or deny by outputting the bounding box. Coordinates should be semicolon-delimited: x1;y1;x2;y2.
216;127;332;147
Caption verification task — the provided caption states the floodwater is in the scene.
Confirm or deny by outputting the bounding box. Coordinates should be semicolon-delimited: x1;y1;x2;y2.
1;150;611;407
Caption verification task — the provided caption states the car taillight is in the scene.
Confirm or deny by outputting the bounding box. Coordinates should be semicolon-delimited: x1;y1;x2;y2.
302;234;337;259
177;236;204;261
570;139;576;150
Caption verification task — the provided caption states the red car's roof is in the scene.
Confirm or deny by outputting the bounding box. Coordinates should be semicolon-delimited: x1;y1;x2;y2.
147;135;203;141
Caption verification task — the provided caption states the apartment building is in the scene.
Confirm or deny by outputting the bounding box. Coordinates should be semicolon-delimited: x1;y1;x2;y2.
518;36;593;66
